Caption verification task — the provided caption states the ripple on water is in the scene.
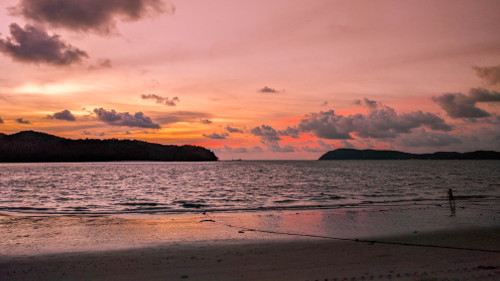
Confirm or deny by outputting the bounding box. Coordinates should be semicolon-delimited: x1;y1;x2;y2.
0;161;498;214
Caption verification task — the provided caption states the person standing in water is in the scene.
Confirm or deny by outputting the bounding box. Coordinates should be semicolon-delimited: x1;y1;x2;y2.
448;188;456;216
447;188;455;203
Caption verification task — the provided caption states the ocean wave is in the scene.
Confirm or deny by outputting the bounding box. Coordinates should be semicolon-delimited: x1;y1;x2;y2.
1;161;498;215
119;202;160;206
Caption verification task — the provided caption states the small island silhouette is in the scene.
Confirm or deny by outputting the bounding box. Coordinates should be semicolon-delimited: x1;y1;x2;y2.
319;148;500;160
0;131;218;162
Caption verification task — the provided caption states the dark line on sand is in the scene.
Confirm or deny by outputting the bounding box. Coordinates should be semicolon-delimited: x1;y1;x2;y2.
219;223;500;254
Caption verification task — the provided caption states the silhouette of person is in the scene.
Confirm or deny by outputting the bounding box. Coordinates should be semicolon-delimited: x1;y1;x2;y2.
448;188;456;216
447;188;455;202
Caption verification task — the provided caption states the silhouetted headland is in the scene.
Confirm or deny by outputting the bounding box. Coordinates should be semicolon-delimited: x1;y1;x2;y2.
0;131;218;162
319;148;500;160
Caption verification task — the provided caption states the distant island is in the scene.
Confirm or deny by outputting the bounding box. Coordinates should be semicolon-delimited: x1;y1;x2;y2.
319;148;500;160
0;131;218;162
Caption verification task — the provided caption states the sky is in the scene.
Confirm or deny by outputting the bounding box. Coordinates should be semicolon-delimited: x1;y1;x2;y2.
0;0;499;160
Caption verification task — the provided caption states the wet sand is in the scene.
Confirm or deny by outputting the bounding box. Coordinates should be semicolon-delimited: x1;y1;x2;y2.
1;206;499;280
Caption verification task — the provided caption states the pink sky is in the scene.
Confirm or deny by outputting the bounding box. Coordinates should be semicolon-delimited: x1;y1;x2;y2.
1;0;499;159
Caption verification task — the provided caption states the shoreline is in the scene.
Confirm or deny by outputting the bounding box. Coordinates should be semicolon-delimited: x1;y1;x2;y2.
1;205;499;280
1;204;499;255
1;197;497;218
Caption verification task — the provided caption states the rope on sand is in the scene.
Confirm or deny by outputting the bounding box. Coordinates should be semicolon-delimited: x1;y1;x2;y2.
210;221;500;254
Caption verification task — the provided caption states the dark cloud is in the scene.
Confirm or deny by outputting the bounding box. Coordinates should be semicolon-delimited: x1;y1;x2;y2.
226;126;243;133
297;110;353;139
341;140;355;148
89;58;112;70
469;87;500;102
303;140;332;152
433;93;489;118
154;111;212;125
83;130;105;137
141;94;179;106
15;118;30;124
268;143;295;153
97;59;112;68
398;129;462;148
433;88;500;119
251;146;264;153
212;145;249;156
47;109;76;121
9;0;172;34
0;23;88;66
258;86;279;93
203;132;228;139
201;119;212;124
302;146;325;152
250;125;295;152
0;117;3;123
93;108;160;129
223;145;248;153
473;65;500;85
279;126;301;138
251;100;453;153
364;98;378;110
250;125;281;143
321;101;328;106
354;98;379;110
298;103;451;139
317;140;332;150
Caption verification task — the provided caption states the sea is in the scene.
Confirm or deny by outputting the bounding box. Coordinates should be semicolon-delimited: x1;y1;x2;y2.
0;160;499;215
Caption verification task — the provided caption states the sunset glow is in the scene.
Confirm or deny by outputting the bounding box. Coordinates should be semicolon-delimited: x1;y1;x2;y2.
1;0;499;159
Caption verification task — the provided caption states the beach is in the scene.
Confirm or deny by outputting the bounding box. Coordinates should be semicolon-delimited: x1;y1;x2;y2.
1;205;499;280
2;0;500;279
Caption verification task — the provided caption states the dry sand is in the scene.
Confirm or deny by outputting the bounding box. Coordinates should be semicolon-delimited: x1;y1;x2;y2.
1;206;499;280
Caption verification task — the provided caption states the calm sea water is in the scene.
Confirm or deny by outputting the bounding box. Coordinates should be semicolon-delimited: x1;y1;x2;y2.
0;161;499;215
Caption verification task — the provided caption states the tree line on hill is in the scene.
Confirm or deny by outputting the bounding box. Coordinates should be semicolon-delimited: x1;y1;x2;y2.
319;148;500;160
0;131;218;162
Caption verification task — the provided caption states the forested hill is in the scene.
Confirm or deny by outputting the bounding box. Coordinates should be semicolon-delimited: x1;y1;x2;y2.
319;148;500;160
0;131;218;162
